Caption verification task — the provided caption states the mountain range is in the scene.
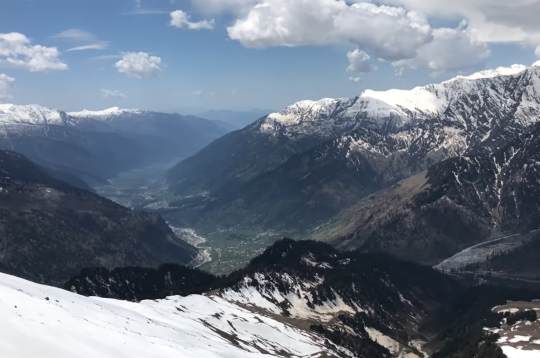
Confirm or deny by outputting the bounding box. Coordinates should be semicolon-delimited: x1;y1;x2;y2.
163;62;540;276
0;104;229;185
1;62;540;357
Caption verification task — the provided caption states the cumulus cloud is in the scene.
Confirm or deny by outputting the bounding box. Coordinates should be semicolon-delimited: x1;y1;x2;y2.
170;10;215;30
0;32;67;72
346;49;375;81
227;0;432;61
347;49;373;73
115;52;162;79
54;29;109;52
385;0;540;45
0;73;14;100
394;27;490;73
100;89;127;99
535;46;540;58
191;0;257;15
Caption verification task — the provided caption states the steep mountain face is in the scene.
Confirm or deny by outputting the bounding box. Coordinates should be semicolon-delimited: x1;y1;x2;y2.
218;239;460;358
164;62;540;273
0;150;197;285
0;105;228;184
324;122;540;272
169;63;540;199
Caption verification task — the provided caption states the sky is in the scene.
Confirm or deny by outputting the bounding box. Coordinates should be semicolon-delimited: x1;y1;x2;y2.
0;0;539;113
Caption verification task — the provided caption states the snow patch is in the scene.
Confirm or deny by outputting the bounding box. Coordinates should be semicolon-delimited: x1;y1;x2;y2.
69;107;143;120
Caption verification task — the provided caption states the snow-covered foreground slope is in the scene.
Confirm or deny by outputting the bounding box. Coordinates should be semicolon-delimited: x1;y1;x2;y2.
0;273;341;358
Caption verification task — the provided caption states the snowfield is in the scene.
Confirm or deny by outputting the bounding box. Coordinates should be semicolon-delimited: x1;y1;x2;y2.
0;273;339;358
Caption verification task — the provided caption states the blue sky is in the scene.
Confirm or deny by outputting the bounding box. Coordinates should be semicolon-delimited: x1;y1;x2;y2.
0;0;539;112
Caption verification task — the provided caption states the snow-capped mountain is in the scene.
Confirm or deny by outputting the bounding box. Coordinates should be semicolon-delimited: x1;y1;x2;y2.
260;62;540;140
0;104;229;184
170;61;540;197
165;61;540;273
68;106;144;120
0;103;72;126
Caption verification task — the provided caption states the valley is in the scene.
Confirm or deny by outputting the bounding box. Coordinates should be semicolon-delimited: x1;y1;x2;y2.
5;1;540;356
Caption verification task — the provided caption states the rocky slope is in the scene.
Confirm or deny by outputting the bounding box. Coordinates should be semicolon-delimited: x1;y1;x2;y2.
0;150;197;284
323;122;540;273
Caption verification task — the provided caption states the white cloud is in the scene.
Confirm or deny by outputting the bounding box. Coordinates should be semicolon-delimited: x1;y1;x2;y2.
384;0;540;45
227;0;432;61
191;0;257;15
54;29;96;42
170;10;215;30
0;32;67;72
115;52;162;79
394;27;490;73
535;45;540;58
0;73;14;100
67;44;108;52
54;29;108;52
100;88;127;99
347;49;374;73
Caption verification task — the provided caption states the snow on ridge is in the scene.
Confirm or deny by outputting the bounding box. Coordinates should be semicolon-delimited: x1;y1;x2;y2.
68;106;143;119
261;62;540;137
0;272;340;358
359;86;445;114
0;103;68;126
450;64;528;81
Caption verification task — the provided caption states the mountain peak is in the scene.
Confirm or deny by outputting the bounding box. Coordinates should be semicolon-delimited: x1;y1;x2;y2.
260;62;540;138
0;103;70;126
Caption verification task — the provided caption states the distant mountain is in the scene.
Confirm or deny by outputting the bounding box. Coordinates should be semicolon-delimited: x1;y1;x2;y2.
0;150;198;285
0;104;229;185
196;109;271;129
164;62;540;272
